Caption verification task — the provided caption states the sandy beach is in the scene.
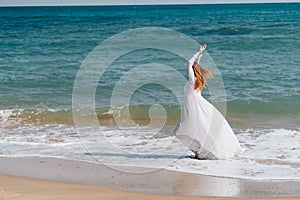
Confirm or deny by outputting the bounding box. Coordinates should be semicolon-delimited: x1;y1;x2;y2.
0;173;300;200
0;173;203;200
0;156;300;200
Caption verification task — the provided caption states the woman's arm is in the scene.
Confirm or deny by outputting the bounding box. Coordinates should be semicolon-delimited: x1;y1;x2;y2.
188;44;206;82
189;44;206;65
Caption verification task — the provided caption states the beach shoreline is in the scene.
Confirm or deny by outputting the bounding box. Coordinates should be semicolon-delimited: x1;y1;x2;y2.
1;173;300;200
0;156;299;198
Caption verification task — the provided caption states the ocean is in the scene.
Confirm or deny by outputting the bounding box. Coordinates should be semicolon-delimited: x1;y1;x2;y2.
0;3;299;179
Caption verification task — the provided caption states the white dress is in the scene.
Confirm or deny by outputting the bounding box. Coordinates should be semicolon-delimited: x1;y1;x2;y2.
174;53;244;159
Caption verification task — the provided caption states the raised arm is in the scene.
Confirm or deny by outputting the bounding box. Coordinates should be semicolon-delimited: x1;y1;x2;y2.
188;44;206;82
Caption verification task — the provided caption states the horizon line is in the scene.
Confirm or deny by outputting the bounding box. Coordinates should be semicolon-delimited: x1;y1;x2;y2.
0;1;299;7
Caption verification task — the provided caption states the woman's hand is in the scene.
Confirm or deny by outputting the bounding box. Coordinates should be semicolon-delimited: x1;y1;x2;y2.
199;43;207;53
192;43;207;60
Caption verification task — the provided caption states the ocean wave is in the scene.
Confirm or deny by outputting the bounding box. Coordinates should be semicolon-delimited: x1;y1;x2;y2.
0;102;299;130
0;106;181;126
204;27;255;35
227;94;300;115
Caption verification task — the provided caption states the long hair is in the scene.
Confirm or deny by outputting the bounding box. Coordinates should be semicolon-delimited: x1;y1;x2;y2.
192;63;213;91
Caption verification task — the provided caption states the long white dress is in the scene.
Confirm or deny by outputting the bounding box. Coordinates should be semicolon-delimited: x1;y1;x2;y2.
174;53;244;159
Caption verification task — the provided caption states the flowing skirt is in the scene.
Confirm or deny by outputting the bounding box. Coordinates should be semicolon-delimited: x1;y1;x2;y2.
174;83;244;159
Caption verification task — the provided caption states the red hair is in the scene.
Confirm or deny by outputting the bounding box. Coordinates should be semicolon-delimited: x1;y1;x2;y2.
192;63;213;91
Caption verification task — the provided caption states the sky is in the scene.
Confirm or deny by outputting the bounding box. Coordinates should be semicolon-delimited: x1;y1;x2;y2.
0;0;299;6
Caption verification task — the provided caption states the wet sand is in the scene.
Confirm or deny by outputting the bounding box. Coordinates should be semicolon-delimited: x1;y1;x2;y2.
1;173;300;200
0;156;299;199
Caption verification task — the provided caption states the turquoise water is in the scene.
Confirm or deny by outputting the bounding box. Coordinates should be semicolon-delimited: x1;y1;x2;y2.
0;3;299;119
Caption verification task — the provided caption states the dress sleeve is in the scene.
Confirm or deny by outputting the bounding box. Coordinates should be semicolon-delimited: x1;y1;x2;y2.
188;53;203;83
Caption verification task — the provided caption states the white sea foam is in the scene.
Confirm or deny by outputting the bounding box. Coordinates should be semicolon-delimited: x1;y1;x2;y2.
0;110;13;124
0;114;299;179
0;109;23;125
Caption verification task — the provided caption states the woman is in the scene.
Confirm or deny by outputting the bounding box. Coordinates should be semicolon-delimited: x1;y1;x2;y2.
174;44;244;159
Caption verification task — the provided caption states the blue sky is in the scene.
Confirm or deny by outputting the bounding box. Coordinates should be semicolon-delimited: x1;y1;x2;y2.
0;0;299;6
